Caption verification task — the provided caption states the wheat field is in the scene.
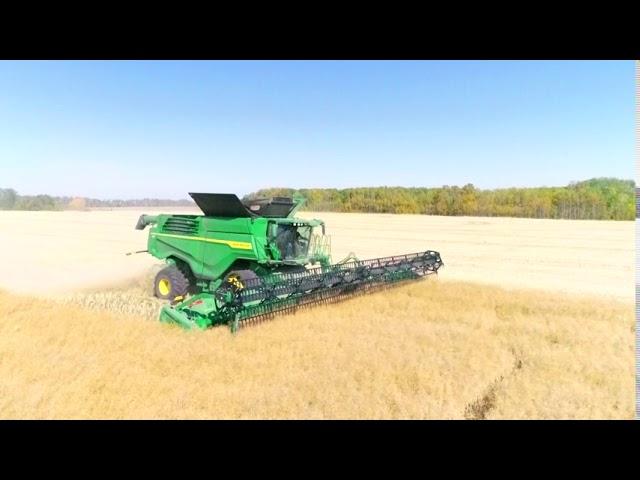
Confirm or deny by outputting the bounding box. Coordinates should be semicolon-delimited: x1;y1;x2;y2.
0;208;633;301
0;209;635;419
0;279;633;419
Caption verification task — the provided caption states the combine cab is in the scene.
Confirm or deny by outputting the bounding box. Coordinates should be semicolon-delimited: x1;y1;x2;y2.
136;193;443;331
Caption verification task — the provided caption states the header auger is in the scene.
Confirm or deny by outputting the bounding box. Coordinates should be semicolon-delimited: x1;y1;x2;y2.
136;193;443;332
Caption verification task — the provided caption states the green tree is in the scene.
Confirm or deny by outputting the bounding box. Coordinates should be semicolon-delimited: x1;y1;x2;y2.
244;178;635;221
0;188;18;209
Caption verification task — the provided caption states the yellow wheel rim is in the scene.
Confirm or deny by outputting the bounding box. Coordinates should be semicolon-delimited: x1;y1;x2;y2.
158;278;171;296
227;275;244;290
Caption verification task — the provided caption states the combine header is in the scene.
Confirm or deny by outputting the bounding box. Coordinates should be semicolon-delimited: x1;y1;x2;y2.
135;193;443;331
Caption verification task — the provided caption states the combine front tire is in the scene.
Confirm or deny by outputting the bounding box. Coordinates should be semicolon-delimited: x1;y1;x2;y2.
154;265;190;300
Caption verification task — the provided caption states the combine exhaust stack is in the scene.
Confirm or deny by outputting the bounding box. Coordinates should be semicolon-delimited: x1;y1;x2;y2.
136;193;443;332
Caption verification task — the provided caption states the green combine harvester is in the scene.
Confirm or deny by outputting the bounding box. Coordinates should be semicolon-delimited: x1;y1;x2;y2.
135;193;443;332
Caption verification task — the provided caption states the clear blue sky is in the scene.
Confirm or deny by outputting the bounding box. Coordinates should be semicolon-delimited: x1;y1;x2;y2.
0;60;634;200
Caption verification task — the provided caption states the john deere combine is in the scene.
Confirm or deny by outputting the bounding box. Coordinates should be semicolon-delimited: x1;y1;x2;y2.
135;193;443;331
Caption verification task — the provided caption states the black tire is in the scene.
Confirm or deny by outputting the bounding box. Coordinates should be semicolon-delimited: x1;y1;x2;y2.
223;269;260;286
154;265;191;300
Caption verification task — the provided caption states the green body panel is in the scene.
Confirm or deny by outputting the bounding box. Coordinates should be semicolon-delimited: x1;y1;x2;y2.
159;293;222;329
144;212;329;284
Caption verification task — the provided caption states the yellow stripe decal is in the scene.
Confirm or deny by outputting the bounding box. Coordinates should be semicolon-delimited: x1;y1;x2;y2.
151;232;253;250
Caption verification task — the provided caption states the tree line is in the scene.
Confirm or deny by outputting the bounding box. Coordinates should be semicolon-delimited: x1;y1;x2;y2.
0;188;193;211
3;178;635;220
244;178;636;220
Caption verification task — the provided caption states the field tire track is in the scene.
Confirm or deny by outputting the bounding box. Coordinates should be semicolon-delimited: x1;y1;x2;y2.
464;347;524;420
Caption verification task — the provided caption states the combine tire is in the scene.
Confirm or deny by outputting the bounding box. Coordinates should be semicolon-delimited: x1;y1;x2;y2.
154;265;190;300
223;269;260;287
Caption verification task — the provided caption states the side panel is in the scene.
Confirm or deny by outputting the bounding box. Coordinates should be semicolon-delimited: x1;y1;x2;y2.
147;216;204;276
147;216;272;281
198;218;265;280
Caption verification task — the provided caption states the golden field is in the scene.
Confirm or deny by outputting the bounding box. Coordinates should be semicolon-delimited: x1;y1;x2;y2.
0;279;633;419
0;209;635;419
0;208;633;301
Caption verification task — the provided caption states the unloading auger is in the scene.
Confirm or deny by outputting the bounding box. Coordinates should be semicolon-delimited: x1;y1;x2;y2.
135;193;443;332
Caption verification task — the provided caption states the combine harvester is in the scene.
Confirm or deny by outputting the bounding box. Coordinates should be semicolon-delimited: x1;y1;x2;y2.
135;193;443;332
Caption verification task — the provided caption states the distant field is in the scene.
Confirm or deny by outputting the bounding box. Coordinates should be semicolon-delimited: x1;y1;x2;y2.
0;209;633;301
0;209;634;419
